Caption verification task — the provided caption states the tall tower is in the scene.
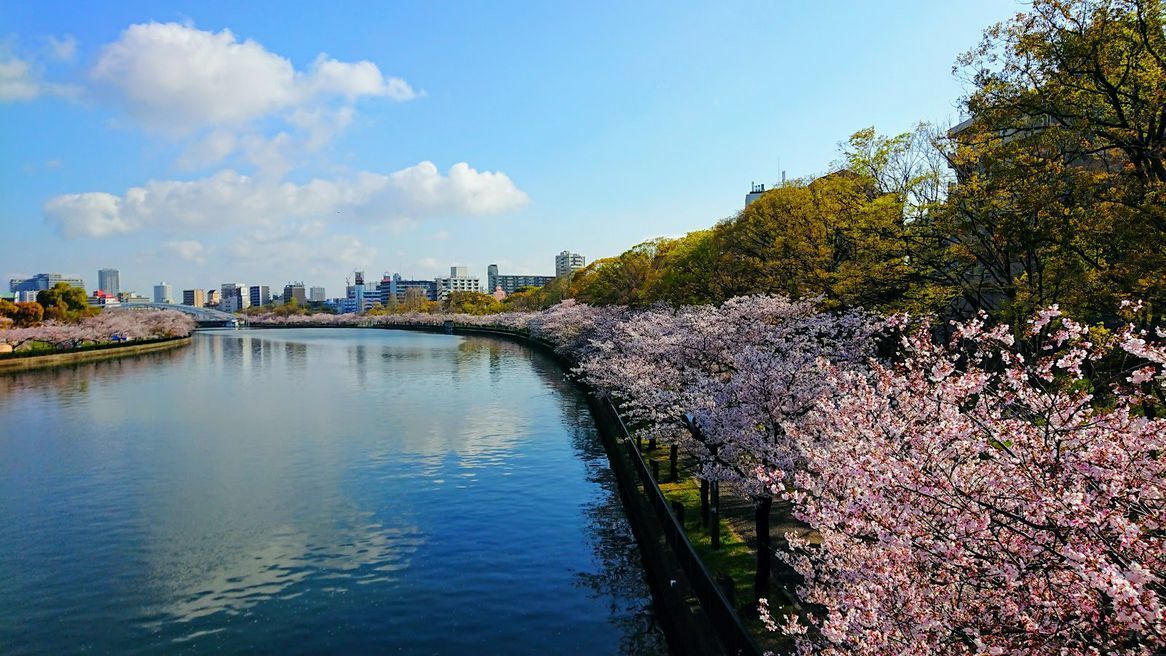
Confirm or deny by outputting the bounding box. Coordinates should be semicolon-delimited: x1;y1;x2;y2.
487;264;499;293
353;271;366;311
98;268;120;296
153;282;173;304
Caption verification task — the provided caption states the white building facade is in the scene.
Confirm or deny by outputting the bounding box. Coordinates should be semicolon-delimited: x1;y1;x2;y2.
153;282;173;304
435;266;480;300
555;251;586;277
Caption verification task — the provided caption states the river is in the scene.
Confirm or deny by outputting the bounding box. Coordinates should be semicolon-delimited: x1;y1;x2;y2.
0;328;666;655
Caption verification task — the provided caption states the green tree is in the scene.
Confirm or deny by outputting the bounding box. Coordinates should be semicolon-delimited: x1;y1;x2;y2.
401;287;432;313
712;170;922;310
642;230;733;306
443;291;503;315
36;283;94;321
572;241;666;307
947;0;1166;321
0;299;15;324
13;301;44;326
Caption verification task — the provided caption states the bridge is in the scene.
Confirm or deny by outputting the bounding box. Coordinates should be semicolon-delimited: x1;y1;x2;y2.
111;303;243;327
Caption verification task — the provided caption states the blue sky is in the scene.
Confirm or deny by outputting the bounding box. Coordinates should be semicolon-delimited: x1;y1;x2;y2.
1;0;1021;297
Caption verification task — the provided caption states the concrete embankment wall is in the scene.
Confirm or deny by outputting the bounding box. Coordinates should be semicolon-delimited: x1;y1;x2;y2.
0;336;192;373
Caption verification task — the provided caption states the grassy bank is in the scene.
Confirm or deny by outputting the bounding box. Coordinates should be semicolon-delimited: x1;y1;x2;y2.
0;336;192;373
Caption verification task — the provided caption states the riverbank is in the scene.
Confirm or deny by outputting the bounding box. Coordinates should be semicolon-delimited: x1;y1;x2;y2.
0;335;192;373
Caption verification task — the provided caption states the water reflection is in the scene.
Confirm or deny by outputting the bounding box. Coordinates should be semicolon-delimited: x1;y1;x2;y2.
565;394;669;655
148;515;423;631
0;346;185;408
0;328;666;655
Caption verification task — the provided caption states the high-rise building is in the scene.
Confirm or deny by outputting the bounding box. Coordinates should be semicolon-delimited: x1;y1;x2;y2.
375;274;393;306
98;268;120;296
221;283;248;313
9;273;85;293
487;264;499;292
153;282;173;304
249;285;271;307
309;287;326;303
383;273;437;304
182;289;205;308
435;266;480;300
555;251;586;277
205;289;220;307
339;272;376;313
487;263;555;295
283;282;306;305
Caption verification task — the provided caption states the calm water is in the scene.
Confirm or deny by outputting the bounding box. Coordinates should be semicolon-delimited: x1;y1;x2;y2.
0;329;666;655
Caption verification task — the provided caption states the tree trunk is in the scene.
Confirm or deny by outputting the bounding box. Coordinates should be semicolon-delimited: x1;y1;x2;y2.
700;479;709;526
754;495;773;598
710;481;720;551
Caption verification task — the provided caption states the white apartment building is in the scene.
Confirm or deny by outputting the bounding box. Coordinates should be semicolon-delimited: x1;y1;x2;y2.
555;251;586;277
435;266;480;300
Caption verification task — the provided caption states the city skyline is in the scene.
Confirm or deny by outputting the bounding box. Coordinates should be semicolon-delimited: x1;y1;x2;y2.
1;1;1019;294
7;249;580;304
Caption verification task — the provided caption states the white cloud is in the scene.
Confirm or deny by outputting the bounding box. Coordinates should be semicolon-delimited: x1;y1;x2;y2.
0;56;79;102
91;22;417;133
92;23;293;129
162;239;207;264
176;130;239;170
240;132;294;178
43;191;131;237
432;229;450;240
0;59;38;100
303;54;418;102
287;106;355;150
44;161;529;238
47;35;78;61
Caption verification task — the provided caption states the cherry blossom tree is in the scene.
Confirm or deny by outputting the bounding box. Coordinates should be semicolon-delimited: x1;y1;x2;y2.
767;307;1166;655
578;296;883;597
0;310;195;352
